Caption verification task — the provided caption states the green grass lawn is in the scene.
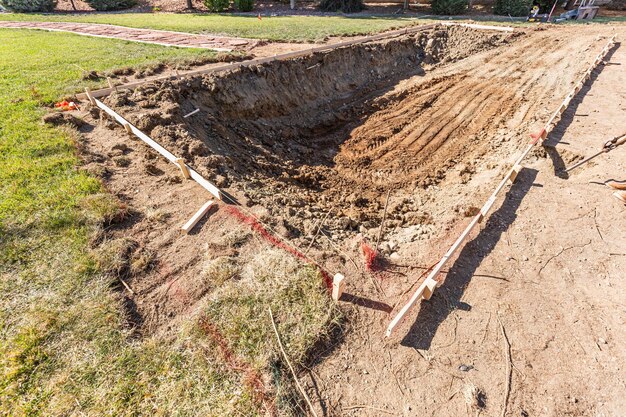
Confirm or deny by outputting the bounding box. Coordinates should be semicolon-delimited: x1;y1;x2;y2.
1;12;622;43
0;28;337;416
0;13;422;41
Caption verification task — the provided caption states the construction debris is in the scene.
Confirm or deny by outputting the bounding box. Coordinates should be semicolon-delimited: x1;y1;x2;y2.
181;200;215;234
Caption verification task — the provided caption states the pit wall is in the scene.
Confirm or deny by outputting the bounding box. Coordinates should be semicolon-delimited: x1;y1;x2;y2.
176;26;515;138
103;26;516;185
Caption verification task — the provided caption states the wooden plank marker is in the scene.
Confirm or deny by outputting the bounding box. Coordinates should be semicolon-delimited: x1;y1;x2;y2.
509;164;523;183
176;158;191;179
107;77;114;89
84;87;96;105
124;123;133;134
92;98;222;200
421;277;437;300
181;200;214;234
332;273;345;302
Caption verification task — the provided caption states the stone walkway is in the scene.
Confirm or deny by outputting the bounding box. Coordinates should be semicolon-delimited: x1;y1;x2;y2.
0;21;256;51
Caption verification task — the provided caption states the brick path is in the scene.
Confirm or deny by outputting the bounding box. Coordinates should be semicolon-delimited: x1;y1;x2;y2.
0;21;256;51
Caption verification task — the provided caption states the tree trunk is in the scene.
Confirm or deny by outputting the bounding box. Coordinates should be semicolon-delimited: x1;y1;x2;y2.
186;0;194;9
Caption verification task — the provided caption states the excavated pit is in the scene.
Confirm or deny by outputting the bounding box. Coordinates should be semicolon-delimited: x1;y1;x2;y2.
102;26;518;242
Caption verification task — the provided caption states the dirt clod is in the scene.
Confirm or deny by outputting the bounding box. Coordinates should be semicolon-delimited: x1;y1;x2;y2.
42;112;84;128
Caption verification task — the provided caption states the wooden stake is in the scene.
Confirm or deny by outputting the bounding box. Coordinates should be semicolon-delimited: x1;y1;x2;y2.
107;77;114;89
332;273;345;302
176;158;191;179
375;189;391;252
509;164;523;183
421;277;437;300
124;123;133;134
181;200;214;234
84;87;96;105
119;278;134;295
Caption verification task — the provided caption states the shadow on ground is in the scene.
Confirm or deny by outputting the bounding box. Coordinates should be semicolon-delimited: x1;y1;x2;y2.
400;168;538;350
544;42;620;178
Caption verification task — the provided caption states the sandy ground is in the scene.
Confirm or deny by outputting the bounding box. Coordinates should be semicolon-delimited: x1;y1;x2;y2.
69;23;626;416
307;28;626;417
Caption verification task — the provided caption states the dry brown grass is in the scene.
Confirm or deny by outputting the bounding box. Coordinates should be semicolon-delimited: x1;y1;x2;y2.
198;247;341;413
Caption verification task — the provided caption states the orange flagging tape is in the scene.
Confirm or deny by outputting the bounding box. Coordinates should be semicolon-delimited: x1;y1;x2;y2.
225;205;333;290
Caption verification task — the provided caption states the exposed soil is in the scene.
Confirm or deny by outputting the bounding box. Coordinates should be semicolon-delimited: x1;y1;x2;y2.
75;22;626;416
97;26;516;246
306;28;626;417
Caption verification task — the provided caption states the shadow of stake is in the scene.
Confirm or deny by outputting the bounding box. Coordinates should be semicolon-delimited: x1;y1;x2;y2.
544;42;621;179
400;168;538;350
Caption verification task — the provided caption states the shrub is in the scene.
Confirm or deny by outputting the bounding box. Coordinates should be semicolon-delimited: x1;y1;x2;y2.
607;0;626;10
431;0;468;14
204;0;229;11
83;0;136;10
0;0;57;12
234;0;253;11
319;0;364;13
493;0;531;16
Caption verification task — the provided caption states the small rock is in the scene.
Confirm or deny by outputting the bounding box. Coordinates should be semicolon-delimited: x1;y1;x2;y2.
144;163;163;176
113;156;131;167
189;142;209;156
380;242;391;255
214;175;229;188
338;216;351;230
303;220;316;236
598;338;607;345
458;364;473;372
111;143;130;153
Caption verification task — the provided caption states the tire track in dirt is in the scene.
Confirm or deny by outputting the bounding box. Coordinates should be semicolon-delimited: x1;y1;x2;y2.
334;32;604;187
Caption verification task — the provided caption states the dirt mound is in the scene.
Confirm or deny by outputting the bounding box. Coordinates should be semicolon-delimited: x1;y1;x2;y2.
101;25;515;244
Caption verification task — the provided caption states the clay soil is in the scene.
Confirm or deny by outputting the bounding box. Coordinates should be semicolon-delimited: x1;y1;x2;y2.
76;23;626;416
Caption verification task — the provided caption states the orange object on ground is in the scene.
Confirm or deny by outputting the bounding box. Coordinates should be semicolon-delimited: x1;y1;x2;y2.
361;240;380;271
54;101;79;111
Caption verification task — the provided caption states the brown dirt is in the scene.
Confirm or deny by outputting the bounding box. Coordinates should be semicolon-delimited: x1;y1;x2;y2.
305;29;626;417
76;23;626;416
96;26;515;244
